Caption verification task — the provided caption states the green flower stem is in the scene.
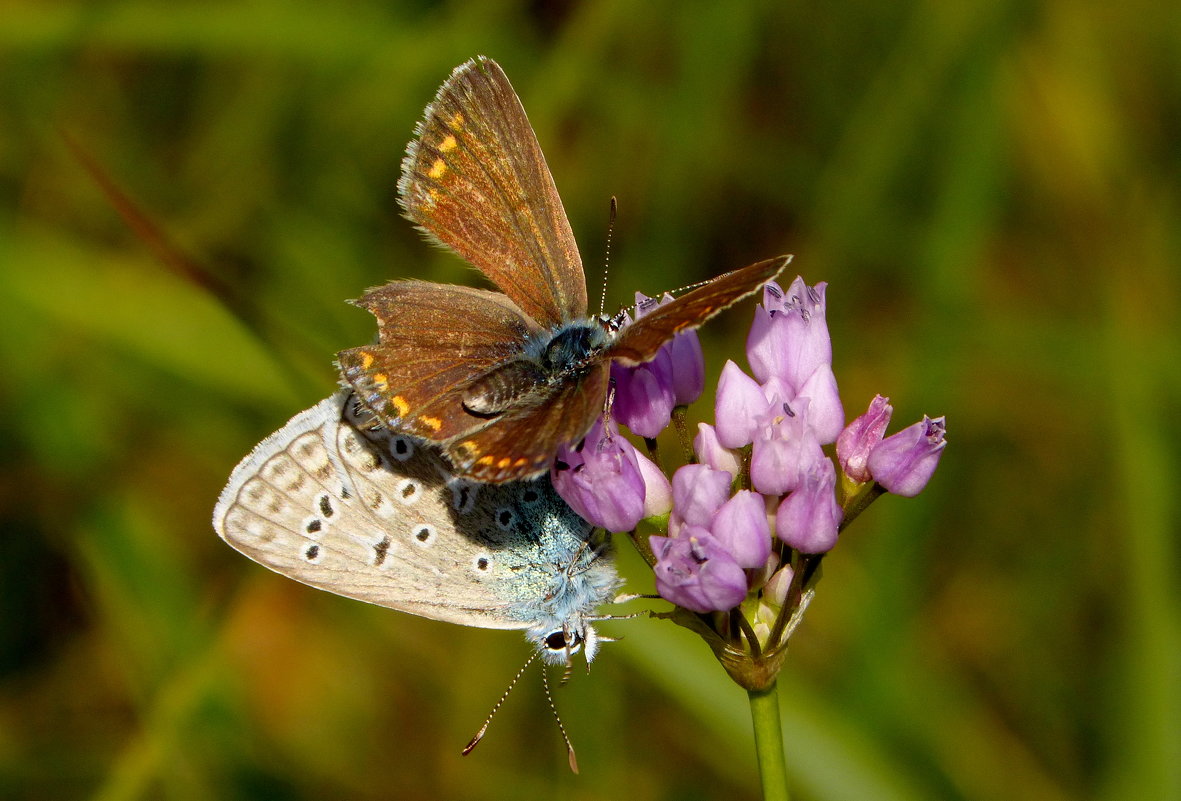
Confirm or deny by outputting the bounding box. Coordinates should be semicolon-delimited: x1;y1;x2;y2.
748;682;790;801
838;479;885;530
670;405;694;463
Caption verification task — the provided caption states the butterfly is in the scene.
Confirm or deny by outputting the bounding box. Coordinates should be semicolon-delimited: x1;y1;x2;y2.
213;391;619;664
337;56;789;483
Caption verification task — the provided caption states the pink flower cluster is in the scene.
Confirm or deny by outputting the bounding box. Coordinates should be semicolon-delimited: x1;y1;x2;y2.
552;277;947;615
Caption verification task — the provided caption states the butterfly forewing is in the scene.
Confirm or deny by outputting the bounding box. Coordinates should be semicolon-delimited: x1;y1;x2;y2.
339;57;790;484
399;56;587;328
607;256;792;364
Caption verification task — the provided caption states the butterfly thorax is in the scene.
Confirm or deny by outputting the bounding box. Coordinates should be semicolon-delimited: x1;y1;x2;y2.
518;531;619;665
538;320;613;373
461;321;611;417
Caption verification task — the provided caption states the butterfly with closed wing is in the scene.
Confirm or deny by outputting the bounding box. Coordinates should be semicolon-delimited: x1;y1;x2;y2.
214;391;619;666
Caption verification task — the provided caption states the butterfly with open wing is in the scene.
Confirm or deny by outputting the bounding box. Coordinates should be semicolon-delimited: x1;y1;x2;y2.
338;56;789;483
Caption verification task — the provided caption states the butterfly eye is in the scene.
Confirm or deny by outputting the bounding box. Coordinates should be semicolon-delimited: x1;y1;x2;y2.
543;629;583;652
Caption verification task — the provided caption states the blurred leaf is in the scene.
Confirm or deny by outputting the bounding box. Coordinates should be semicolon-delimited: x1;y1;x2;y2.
4;226;301;408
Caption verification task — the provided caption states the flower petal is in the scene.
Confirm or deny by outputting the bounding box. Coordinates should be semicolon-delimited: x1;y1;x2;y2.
711;490;772;568
867;415;947;497
693;423;742;477
775;459;843;554
651;530;748;613
715;360;767;448
837;395;893;482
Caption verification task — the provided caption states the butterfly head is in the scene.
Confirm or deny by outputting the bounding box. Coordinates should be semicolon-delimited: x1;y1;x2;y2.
533;623;602;666
598;309;629;335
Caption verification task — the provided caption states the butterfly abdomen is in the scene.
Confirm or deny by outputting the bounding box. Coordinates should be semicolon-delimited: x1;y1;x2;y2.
462;359;549;416
462;322;610;417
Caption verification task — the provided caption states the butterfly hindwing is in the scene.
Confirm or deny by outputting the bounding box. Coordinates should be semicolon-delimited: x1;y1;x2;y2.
399;56;587;329
352;280;542;346
446;362;611;482
214;395;507;626
213;393;617;631
338;281;541;442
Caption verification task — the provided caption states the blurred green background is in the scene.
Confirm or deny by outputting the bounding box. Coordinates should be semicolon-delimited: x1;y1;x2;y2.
2;1;1178;799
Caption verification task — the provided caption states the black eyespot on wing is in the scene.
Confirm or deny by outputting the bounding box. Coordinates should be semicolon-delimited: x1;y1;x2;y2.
390;437;412;460
374;536;391;566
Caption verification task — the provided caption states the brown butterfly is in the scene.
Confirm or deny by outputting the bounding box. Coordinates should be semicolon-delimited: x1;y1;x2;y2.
338;56;789;483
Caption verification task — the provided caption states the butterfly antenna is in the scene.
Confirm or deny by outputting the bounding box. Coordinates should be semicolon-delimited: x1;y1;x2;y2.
462;650;538;757
542;663;580;773
668;276;713;296
598;196;617;318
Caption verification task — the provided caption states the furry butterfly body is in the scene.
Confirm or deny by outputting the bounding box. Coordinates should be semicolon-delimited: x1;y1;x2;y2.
213;392;618;662
338;56;789;482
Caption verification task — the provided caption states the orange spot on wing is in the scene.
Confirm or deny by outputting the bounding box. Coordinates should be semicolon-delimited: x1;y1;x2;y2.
359;351;375;369
477;455;495;467
419;416;442;432
391;395;410;417
428;158;447;179
450;112;465;129
440;134;457;152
